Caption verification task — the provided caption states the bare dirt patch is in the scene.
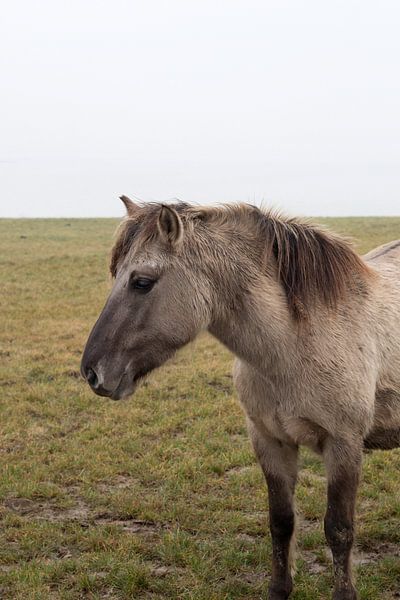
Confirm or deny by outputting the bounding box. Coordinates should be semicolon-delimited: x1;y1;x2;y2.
242;571;267;585
2;494;194;540
302;550;329;574
95;516;162;536
302;543;400;575
97;475;140;493
354;542;400;565
3;495;91;523
224;465;254;476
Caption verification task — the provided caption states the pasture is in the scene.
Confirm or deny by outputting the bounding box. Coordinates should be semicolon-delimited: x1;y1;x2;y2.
0;216;399;599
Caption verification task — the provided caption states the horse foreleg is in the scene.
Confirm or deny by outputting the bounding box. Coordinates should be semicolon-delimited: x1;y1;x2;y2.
323;438;362;600
248;421;298;600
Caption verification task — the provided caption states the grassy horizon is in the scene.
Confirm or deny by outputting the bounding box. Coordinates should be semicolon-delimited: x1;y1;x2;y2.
0;217;399;599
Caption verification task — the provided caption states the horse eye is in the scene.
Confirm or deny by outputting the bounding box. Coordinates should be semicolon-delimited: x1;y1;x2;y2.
131;277;155;293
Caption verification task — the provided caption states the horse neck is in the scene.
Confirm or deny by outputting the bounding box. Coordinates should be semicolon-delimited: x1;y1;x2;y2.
208;270;298;374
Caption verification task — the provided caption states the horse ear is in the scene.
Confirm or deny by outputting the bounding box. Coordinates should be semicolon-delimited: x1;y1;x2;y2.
120;195;139;217
157;205;183;246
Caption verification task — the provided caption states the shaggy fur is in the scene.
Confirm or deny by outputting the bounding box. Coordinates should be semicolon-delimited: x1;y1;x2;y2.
82;200;400;600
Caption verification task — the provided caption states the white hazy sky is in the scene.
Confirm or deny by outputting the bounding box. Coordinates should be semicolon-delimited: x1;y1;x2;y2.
1;0;399;217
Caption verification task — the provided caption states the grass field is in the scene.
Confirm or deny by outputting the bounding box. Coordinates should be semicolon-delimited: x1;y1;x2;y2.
1;216;400;600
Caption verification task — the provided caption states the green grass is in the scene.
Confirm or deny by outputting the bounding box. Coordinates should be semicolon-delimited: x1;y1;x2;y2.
0;217;399;599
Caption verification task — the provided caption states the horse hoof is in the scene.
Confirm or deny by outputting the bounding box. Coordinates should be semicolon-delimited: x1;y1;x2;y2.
268;582;292;600
332;587;358;600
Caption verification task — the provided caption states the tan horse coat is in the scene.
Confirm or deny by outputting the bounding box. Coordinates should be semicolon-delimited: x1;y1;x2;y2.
82;199;400;600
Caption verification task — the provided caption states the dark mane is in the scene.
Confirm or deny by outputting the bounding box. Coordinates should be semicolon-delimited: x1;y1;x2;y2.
258;210;372;319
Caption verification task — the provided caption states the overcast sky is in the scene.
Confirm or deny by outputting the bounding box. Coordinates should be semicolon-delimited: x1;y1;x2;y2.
1;0;399;217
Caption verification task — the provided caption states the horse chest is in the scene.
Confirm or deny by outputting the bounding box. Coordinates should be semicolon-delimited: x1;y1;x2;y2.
240;388;326;451
255;411;327;452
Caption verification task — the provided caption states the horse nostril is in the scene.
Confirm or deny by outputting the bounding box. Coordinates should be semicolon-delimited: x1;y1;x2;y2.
86;367;99;389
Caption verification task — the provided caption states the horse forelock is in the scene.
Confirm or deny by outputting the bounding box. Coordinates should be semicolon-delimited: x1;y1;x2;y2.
110;202;189;277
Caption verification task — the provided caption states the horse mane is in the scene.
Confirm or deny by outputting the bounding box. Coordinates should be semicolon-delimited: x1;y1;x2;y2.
110;202;372;320
257;210;372;319
187;203;372;320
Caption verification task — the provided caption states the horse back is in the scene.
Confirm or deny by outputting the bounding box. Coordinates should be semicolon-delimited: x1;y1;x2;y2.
364;239;400;264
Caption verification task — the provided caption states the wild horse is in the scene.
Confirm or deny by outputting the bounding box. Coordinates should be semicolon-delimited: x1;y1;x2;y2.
82;198;400;599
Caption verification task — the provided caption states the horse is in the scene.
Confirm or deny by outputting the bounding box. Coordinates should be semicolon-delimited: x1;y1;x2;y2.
81;197;400;600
